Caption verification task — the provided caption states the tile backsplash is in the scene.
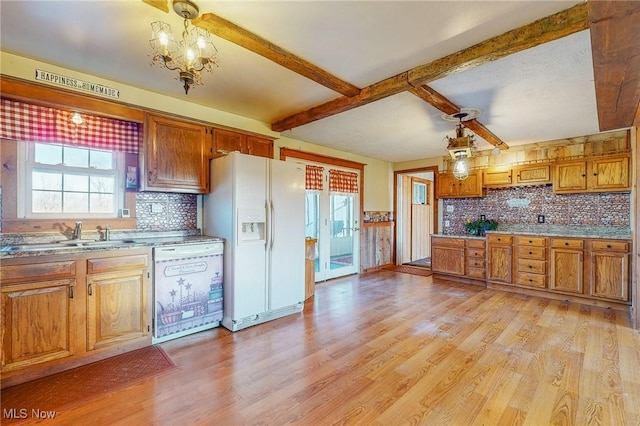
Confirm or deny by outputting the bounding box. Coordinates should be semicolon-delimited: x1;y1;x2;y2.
442;185;630;235
136;192;197;230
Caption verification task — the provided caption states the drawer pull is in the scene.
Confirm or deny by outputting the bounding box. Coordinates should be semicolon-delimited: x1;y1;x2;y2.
607;245;612;248
529;279;533;282
528;265;532;269
565;242;569;246
529;251;533;255
528;240;532;243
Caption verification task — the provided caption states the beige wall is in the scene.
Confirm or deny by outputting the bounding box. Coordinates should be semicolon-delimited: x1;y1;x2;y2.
1;51;394;211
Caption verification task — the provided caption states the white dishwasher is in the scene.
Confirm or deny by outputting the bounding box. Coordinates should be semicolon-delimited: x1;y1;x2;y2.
153;241;224;343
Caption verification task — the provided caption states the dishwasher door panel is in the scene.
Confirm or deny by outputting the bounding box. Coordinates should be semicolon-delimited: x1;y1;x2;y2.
153;252;223;343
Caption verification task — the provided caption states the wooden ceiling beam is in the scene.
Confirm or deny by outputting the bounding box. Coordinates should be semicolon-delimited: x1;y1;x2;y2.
408;3;589;86
142;0;169;13
408;85;508;150
193;13;360;98
272;3;589;133
588;1;640;131
271;72;409;132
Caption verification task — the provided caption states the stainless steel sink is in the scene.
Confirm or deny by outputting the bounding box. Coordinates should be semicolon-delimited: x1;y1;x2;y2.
1;239;138;252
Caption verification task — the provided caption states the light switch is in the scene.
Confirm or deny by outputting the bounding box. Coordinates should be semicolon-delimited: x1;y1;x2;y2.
444;220;450;227
152;203;164;213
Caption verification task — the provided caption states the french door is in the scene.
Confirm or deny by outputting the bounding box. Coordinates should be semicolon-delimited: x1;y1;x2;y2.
305;169;360;281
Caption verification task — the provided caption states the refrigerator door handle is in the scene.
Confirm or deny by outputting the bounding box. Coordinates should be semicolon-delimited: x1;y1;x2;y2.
270;200;275;250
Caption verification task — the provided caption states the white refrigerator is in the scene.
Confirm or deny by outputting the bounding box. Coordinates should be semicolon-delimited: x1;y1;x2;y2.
203;152;306;331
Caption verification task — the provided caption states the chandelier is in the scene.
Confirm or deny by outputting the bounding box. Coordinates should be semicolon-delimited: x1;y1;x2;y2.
150;0;218;94
443;110;478;181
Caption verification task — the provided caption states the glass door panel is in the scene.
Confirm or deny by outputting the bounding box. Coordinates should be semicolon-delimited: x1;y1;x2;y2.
326;193;359;279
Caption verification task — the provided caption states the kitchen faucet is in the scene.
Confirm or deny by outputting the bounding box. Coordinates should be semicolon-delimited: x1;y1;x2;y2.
72;221;83;240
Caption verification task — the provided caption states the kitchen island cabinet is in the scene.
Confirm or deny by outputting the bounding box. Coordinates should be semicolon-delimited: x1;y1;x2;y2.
0;248;152;388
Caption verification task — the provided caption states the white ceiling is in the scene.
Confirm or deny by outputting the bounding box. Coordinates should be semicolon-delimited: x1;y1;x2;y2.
0;0;601;163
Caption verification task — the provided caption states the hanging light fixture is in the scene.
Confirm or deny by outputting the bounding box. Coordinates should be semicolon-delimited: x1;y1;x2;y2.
443;110;478;181
149;0;218;94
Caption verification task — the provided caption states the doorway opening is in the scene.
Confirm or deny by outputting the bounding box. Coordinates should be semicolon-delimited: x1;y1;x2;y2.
394;167;439;269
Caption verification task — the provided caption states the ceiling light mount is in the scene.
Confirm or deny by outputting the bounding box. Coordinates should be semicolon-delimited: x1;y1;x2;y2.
149;0;219;94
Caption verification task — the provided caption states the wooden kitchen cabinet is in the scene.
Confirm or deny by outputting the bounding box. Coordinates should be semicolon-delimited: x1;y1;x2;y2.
549;238;584;294
1;249;152;388
514;236;547;289
143;113;211;194
213;128;274;159
0;261;77;373
513;163;552;185
486;234;513;284
431;237;466;276
553;155;630;194
86;255;150;351
588;240;630;302
436;170;483;198
483;167;512;187
466;239;486;279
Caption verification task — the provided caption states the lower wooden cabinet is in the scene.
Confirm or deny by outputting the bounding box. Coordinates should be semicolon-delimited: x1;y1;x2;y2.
1;249;152;388
431;237;465;276
1;275;77;372
549;238;584;294
588;240;630;301
486;234;513;284
431;236;485;281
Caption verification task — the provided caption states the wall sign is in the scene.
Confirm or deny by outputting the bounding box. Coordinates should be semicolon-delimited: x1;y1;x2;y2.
35;69;120;99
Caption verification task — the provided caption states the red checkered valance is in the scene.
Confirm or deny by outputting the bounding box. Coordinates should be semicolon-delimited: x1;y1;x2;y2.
305;165;324;190
329;169;359;193
0;99;140;153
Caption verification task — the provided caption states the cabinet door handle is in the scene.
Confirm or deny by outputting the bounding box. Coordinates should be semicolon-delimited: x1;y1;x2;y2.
593;173;598;176
69;286;74;299
88;283;93;296
581;174;586;177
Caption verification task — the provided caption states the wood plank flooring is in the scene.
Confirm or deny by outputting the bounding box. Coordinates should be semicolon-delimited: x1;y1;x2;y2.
19;271;640;425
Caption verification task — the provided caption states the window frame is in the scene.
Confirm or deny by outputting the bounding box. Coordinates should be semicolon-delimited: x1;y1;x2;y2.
18;141;125;219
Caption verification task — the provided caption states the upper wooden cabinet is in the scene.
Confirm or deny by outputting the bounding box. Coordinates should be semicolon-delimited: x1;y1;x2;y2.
553;155;630;194
143;114;212;194
436;170;483;198
483;163;552;188
213;128;274;159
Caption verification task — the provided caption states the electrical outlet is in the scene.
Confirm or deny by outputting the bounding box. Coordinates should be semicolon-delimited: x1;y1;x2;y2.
446;205;454;213
152;203;164;214
537;214;545;223
444;220;450;227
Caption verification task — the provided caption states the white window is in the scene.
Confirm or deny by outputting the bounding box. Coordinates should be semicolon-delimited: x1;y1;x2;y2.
19;142;125;218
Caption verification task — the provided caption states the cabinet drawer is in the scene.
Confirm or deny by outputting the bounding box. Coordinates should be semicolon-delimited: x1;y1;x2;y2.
589;240;629;252
551;239;584;249
517;259;546;274
432;238;466;248
87;255;149;274
467;259;486;269
467;267;485;279
1;261;76;284
515;236;546;247
466;239;486;249
487;235;512;245
466;249;485;259
516;272;546;288
516;246;546;260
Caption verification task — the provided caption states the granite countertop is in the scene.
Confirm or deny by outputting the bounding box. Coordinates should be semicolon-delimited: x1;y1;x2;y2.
433;225;631;240
0;230;225;259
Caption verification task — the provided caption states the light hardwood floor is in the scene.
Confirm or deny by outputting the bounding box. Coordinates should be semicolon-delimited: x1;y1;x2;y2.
35;271;640;425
